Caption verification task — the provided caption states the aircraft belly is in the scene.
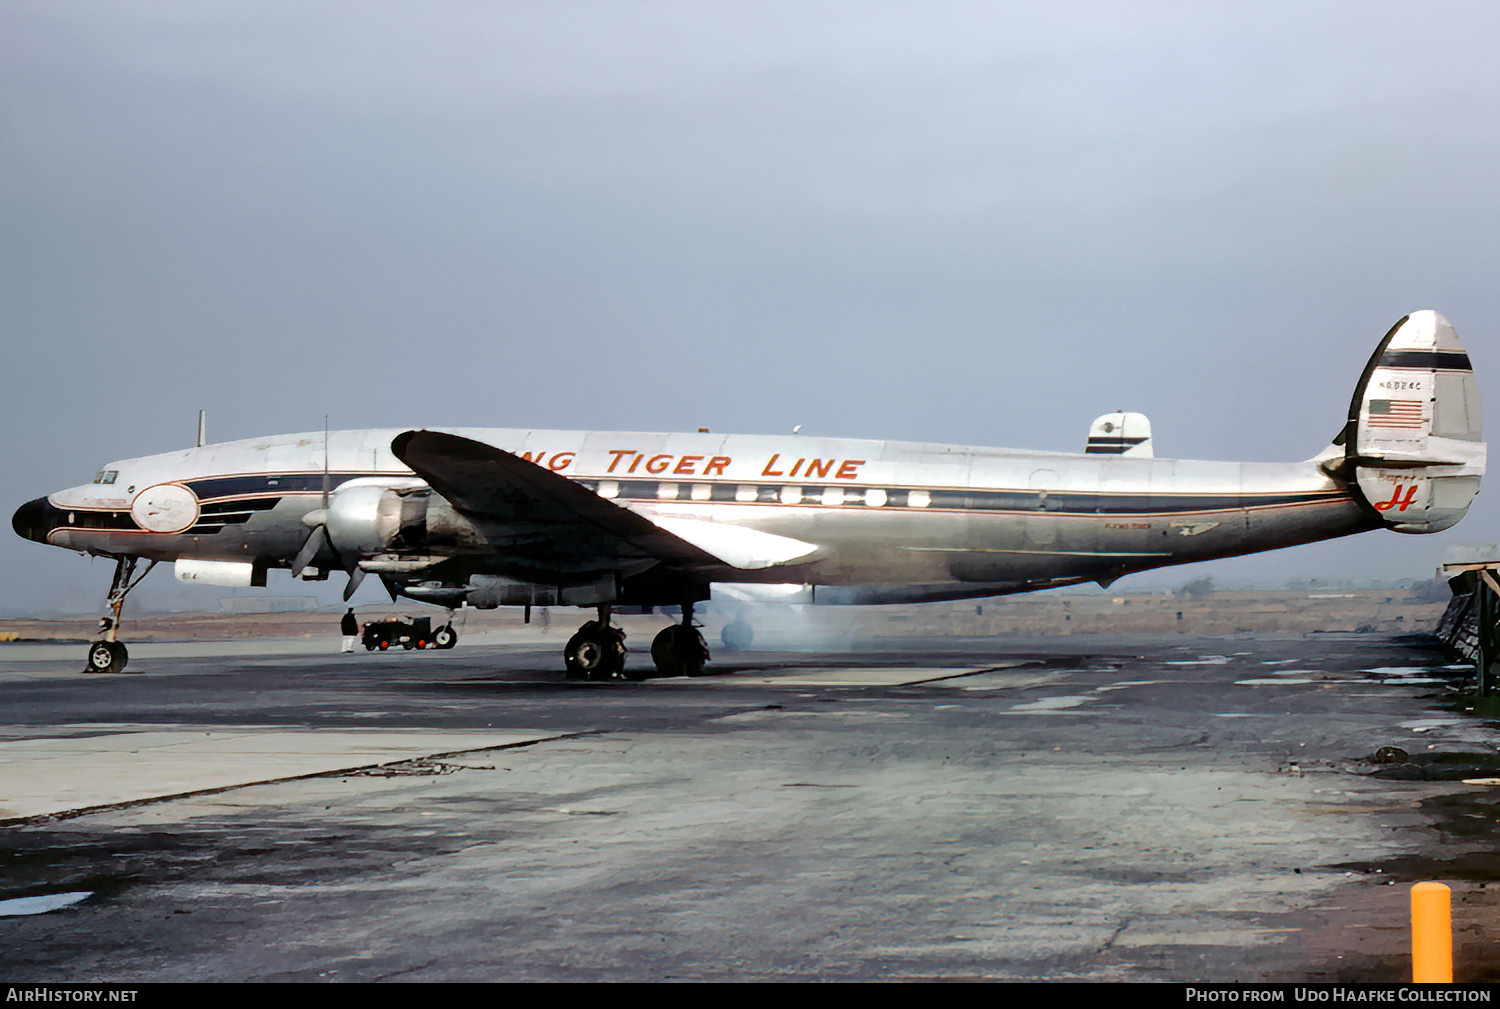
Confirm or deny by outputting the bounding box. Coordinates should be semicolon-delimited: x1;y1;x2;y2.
1238;496;1373;556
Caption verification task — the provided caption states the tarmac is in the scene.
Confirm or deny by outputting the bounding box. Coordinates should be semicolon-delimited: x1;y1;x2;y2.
1;622;1499;982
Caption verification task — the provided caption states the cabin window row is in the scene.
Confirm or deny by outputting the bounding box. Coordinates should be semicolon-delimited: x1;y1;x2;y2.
581;480;931;509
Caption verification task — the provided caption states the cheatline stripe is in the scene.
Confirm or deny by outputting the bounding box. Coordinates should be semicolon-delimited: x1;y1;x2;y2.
1378;350;1472;371
186;473;368;502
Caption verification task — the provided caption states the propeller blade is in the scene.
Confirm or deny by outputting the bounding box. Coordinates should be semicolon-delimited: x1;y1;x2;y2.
343;567;367;601
378;574;400;603
289;525;330;579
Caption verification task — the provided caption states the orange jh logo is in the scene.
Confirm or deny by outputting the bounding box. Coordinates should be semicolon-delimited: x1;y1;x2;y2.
1374;484;1419;512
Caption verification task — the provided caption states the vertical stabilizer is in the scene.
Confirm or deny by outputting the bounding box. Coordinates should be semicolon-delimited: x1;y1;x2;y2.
1346;311;1485;533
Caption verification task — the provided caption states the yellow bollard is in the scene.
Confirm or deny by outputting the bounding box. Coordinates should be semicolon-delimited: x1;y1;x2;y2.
1411;881;1453;983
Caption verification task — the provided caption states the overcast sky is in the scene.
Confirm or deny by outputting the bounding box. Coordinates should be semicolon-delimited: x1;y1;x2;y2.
4;1;1499;614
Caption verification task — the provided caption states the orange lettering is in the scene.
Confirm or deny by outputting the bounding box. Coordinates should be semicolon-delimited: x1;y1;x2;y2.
836;459;865;480
548;452;575;472
704;456;730;476
627;453;644;474
646;454;672;475
805;459;833;479
762;454;785;477
1374;484;1419;512
789;458;805;478
520;450;542;464
674;455;702;475
606;449;634;474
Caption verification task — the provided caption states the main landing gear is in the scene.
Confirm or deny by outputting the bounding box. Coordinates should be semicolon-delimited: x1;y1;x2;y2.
85;556;157;674
562;602;711;680
564;606;629;681
651;601;710;678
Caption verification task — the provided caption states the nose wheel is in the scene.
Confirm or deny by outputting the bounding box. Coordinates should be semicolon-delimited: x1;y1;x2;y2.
86;639;128;674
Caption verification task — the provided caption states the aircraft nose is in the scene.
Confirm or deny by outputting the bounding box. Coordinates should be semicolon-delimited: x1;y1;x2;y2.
12;497;60;544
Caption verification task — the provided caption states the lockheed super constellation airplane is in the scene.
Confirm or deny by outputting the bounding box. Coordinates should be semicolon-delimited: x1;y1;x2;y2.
12;311;1485;679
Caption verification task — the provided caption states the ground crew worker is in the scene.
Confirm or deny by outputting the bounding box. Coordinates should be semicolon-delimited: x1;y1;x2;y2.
341;608;358;653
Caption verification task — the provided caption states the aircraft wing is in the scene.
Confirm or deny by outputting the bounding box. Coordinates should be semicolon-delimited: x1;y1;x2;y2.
390;430;812;580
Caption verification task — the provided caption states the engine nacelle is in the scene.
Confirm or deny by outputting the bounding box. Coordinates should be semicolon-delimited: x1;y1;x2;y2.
320;480;484;557
325;485;407;555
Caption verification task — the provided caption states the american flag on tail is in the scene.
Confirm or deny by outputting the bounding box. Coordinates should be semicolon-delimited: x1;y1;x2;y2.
1366;399;1426;429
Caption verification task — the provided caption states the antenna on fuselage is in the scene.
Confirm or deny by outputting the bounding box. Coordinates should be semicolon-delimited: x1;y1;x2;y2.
196;410;206;448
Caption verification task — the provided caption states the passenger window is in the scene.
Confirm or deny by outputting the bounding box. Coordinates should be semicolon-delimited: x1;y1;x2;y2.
865;488;888;507
908;490;931;508
779;486;802;505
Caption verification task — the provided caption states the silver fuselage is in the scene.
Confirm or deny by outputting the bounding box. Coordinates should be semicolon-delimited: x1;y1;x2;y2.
19;428;1372;604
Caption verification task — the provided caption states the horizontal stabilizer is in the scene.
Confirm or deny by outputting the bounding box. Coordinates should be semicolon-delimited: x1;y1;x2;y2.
1085;412;1153;457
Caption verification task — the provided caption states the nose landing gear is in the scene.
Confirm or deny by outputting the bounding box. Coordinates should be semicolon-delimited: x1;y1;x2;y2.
84;556;157;674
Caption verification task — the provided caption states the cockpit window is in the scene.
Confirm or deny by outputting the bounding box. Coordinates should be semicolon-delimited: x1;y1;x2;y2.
93;470;118;485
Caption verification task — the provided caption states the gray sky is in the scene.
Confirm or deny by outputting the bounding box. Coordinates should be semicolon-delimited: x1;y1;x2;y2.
4;1;1499;614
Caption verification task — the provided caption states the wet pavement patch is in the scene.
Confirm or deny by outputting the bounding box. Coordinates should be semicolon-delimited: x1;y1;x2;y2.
0;815;475;911
0;891;92;916
1365;750;1500;781
0;828;204;904
1320;787;1500;982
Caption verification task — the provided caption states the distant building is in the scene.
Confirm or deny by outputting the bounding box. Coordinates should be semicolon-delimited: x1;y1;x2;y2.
218;596;319;614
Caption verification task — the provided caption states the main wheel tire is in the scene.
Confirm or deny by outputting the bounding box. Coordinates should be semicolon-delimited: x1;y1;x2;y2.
721;620;754;652
565;632;603;679
565;625;628;680
652;624;708;677
433;625;458;649
650;627;682;677
86;640;127;673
